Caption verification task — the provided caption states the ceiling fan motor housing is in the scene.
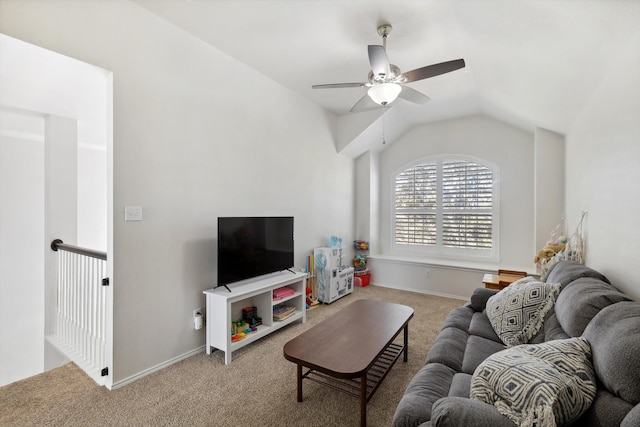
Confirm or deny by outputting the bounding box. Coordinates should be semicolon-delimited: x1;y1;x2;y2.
368;64;401;84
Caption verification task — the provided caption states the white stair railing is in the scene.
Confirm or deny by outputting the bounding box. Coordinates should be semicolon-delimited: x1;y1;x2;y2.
48;239;108;385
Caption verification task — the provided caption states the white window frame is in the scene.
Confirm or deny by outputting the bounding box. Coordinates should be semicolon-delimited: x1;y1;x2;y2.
391;154;500;260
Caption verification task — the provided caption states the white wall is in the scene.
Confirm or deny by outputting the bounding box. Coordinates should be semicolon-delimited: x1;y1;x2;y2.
369;114;536;297
367;258;480;301
534;128;565;253
355;151;381;248
77;145;107;250
0;0;354;385
0;123;45;386
565;29;640;301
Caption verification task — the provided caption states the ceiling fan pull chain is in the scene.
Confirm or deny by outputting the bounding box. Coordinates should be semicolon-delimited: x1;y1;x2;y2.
382;107;387;145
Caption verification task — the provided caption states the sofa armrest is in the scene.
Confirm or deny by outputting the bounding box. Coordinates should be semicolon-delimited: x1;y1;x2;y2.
622;403;640;427
469;288;499;312
431;397;516;427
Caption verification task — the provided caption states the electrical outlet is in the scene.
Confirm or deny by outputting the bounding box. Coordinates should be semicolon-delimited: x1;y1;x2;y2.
425;269;431;278
193;308;203;330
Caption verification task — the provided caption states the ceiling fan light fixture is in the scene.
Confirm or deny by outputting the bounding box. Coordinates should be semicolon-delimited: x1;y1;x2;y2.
367;82;401;106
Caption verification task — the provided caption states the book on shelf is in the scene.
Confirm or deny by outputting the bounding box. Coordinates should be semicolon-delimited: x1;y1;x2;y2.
274;310;295;321
273;304;296;321
273;286;295;300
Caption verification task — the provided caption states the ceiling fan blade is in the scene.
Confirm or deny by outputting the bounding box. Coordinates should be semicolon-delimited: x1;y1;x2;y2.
402;58;466;83
368;45;390;80
350;93;380;113
398;86;431;105
312;82;366;89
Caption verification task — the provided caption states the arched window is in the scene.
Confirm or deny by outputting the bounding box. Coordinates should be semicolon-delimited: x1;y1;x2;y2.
393;155;499;259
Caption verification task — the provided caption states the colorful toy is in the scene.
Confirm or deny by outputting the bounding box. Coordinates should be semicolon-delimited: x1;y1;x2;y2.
233;320;250;334
353;240;369;272
306;296;319;310
353;240;369;250
353;254;367;270
231;332;245;342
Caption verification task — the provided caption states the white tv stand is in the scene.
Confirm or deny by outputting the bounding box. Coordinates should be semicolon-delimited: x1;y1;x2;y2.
203;271;307;364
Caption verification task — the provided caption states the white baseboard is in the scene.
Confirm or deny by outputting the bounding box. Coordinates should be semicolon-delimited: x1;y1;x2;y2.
372;282;468;301
109;346;205;390
110;285;465;390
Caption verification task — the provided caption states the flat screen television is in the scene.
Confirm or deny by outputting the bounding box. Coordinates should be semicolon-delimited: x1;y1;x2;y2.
217;216;294;290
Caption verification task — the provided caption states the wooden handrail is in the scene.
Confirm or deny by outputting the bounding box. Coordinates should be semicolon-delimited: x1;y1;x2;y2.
51;239;106;261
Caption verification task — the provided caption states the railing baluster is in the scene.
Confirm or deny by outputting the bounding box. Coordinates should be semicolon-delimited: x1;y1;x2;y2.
49;239;107;385
89;257;95;366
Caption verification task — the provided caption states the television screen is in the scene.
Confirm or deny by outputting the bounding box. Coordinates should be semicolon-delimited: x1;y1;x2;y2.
217;216;294;287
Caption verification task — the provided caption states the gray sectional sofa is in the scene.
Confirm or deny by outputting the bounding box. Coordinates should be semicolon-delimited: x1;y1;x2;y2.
392;261;640;427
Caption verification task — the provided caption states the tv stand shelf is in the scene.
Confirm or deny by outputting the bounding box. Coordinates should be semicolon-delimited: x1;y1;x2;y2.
203;271;307;364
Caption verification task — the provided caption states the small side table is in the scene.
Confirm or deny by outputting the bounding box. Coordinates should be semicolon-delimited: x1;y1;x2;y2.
482;273;523;290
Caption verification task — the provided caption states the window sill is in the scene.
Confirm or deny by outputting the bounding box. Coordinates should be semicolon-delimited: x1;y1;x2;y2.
368;253;504;274
369;254;536;275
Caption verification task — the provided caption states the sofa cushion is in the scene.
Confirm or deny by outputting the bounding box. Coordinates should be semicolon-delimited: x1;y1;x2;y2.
439;305;474;333
543;259;611;287
468;312;502;343
541;311;569;341
578;389;635;427
392;363;456;427
486;278;560;346
555;277;631;337
471;338;597;427
622;403;640;427
448;373;472;398
582;301;640;405
431;397;516;427
461;335;505;374
425;327;468;371
470;287;499;312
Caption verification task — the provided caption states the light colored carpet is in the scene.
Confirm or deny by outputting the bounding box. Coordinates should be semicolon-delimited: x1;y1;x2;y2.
0;285;462;427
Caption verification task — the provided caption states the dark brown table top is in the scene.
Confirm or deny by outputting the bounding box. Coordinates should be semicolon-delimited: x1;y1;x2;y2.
283;299;414;378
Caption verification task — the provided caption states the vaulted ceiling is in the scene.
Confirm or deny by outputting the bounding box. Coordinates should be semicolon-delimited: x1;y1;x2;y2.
134;0;640;156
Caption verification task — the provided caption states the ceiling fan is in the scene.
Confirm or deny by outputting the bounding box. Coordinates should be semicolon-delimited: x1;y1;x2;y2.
312;24;466;112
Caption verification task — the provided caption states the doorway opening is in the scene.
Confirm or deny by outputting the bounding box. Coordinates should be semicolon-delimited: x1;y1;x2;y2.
0;34;113;388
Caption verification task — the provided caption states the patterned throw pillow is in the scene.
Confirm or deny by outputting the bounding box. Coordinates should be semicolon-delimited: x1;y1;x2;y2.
471;338;597;427
486;277;560;346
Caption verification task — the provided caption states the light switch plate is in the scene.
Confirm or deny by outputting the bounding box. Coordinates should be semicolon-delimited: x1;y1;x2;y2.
124;206;142;221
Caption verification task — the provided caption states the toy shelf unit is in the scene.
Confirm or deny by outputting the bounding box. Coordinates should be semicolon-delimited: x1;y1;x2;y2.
314;246;354;304
353;240;371;287
203;271;307;364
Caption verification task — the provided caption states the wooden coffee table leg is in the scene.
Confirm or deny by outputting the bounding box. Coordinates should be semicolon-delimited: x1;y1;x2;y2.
360;372;367;427
297;364;303;402
403;324;409;362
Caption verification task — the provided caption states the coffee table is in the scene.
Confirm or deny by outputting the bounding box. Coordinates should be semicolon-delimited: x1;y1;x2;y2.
283;299;414;427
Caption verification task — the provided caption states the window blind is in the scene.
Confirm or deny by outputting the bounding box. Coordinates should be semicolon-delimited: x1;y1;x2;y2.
395;164;437;246
441;160;493;249
394;158;495;252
